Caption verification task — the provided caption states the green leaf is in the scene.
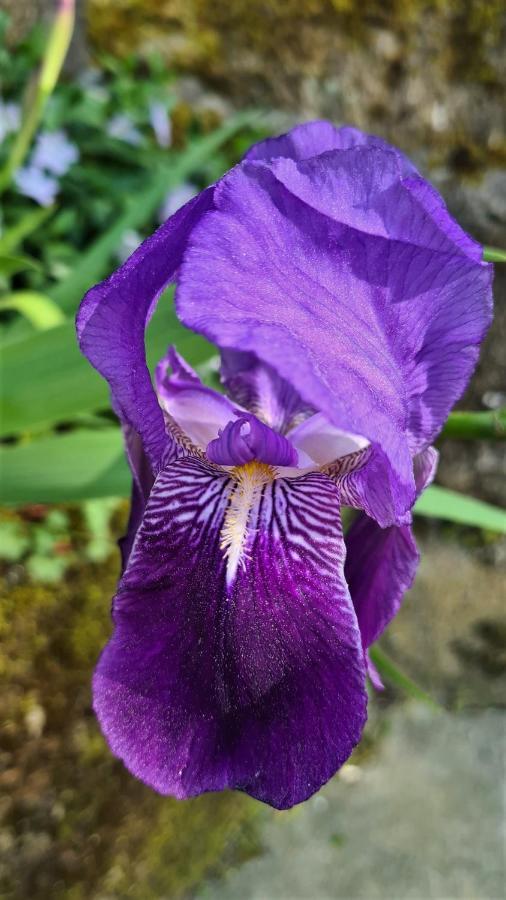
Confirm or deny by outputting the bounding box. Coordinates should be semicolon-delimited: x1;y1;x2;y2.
368;646;439;709
0;291;213;436
50;111;259;313
0;428;129;504
415;485;506;533
0;205;54;254
441;409;506;440
0;292;65;330
0;253;41;276
483;245;506;263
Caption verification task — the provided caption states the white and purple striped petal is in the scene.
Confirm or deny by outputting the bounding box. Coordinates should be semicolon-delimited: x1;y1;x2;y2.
93;458;367;808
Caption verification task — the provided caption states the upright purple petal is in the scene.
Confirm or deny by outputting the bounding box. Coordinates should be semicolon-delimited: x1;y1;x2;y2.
77;188;215;473
267;148;493;449
94;458;367;809
177;163;416;518
245;120;416;175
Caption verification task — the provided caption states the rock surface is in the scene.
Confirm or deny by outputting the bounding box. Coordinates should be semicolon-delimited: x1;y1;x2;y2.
201;706;506;900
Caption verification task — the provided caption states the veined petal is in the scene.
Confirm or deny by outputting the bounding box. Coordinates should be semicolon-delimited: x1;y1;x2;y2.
77;188;215;473
94;458;367;809
156;346;239;450
220;349;312;433
177;163;415;518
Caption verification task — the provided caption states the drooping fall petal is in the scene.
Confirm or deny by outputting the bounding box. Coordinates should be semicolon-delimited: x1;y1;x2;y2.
94;458;367;809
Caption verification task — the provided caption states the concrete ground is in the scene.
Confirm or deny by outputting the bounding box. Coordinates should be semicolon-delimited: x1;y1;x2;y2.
200;706;505;900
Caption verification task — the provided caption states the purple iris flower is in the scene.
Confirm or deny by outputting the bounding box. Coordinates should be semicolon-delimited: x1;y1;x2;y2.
77;121;493;809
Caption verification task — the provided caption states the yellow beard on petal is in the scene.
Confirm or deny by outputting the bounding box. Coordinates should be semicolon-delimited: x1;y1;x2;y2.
221;461;276;587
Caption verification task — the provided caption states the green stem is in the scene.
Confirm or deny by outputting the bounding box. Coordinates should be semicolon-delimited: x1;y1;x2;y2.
0;0;75;194
369;646;439;709
483;245;506;263
441;409;506;440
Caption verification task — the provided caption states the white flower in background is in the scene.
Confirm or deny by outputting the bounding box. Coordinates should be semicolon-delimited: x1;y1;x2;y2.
107;113;143;146
32;130;79;176
158;182;198;223
14;166;59;206
0;100;20;144
148;100;172;149
115;229;142;264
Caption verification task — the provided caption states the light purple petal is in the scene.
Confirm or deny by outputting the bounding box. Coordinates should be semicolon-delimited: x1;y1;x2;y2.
287;412;369;465
77;188;215;473
93;458;367;809
149;100;172;149
14;166;59;206
206;413;298;467
220;349;312;434
176;163;416;519
107;114;143;146
244;121;416;176
266;147;492;449
156;346;239;450
32;130;79;176
344;512;419;650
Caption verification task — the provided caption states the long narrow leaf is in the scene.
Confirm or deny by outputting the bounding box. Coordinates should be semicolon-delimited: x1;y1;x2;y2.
415;485;506;533
0;428;129;504
0;293;213;436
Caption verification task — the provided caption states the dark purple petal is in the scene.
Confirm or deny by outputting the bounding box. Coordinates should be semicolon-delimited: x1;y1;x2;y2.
93;458;367;809
177;163;415;518
344;512;419;650
245;120;416;176
206;414;298;467
77;188;215;473
220;349;312;433
156;346;240;450
343;446;436;647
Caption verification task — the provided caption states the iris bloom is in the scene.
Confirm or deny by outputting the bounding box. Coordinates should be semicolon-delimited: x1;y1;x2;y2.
77;122;492;809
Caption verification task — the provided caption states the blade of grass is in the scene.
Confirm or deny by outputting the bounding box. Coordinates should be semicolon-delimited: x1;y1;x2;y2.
369;646;440;708
415;485;506;533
